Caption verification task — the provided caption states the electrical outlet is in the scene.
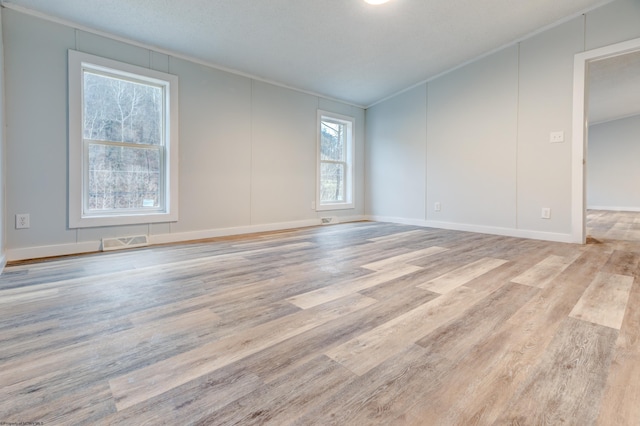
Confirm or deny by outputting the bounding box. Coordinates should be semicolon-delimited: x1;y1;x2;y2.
311;201;316;210
541;208;551;219
434;202;441;212
16;213;30;229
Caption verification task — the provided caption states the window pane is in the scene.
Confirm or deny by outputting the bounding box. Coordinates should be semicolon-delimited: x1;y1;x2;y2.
320;162;345;203
88;143;161;211
320;120;345;161
83;72;162;145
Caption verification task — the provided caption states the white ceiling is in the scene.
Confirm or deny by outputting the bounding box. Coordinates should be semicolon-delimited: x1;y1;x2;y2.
588;50;640;125
2;0;616;107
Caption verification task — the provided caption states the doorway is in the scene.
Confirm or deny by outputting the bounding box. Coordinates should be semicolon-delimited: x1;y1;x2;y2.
585;49;640;242
572;36;640;243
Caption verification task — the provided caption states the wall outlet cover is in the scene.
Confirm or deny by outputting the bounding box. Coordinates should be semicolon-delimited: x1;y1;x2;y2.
16;213;30;229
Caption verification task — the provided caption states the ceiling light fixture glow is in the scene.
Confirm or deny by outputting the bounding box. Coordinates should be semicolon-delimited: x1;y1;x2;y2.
364;0;391;5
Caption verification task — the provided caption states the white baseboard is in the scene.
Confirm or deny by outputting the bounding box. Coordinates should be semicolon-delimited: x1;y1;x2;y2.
6;241;101;262
0;253;6;274
587;206;640;212
7;214;577;261
333;215;370;224
365;215;576;244
5;216;367;262
149;218;324;245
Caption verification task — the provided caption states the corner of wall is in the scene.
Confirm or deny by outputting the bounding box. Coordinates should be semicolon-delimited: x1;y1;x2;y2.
0;6;7;273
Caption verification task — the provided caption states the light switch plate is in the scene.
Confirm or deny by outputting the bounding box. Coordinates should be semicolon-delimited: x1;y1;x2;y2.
541;208;551;219
550;131;564;143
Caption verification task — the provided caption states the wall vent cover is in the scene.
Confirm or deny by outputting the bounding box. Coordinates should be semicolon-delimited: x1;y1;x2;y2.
102;235;149;251
320;216;339;225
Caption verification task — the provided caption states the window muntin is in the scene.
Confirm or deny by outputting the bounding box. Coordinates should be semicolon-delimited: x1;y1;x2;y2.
69;50;178;228
317;111;354;210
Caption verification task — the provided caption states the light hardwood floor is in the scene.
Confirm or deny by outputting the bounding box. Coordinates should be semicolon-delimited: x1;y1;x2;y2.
1;212;639;425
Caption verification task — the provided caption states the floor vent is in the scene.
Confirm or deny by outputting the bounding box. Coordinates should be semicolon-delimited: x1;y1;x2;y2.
320;216;339;225
101;235;149;252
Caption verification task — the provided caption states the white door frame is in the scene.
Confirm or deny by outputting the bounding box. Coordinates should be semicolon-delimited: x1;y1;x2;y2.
572;36;640;243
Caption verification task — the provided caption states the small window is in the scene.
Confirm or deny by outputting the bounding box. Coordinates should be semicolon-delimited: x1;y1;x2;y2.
317;111;354;210
68;50;178;228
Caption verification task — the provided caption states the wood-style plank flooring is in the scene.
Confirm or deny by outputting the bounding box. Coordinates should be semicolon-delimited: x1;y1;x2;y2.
1;210;639;425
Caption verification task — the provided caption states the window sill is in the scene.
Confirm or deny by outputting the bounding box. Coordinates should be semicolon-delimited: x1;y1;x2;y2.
316;203;355;212
69;211;178;229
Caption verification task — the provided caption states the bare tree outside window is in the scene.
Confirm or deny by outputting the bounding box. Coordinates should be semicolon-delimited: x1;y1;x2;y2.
320;119;346;203
83;72;164;211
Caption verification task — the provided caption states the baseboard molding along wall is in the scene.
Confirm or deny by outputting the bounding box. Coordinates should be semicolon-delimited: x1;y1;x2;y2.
365;215;576;244
588;206;640;212
6;214;576;263
0;254;7;275
5;216;367;262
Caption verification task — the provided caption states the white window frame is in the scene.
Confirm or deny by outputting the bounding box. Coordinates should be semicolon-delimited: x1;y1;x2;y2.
68;50;179;228
316;110;355;211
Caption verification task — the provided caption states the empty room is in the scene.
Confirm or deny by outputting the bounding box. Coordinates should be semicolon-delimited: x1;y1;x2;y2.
1;0;640;424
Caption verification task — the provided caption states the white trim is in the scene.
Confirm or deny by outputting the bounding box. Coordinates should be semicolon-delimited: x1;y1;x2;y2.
315;204;356;212
366;215;429;228
0;3;366;109
68;49;179;228
150;219;323;245
572;36;640;245
572;51;587;244
587;206;640;212
5;216;367;262
0;254;7;274
366;215;575;243
7;241;101;262
332;215;366;224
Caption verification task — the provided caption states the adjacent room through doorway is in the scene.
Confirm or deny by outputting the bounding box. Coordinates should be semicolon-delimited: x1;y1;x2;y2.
584;46;640;244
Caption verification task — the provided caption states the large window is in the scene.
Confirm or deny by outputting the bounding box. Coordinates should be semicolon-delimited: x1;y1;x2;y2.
68;50;178;228
317;111;354;210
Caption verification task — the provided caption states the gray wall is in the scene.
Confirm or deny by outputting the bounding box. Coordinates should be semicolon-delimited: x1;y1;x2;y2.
588;115;640;210
365;0;640;241
2;9;365;260
365;85;427;222
427;46;519;229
